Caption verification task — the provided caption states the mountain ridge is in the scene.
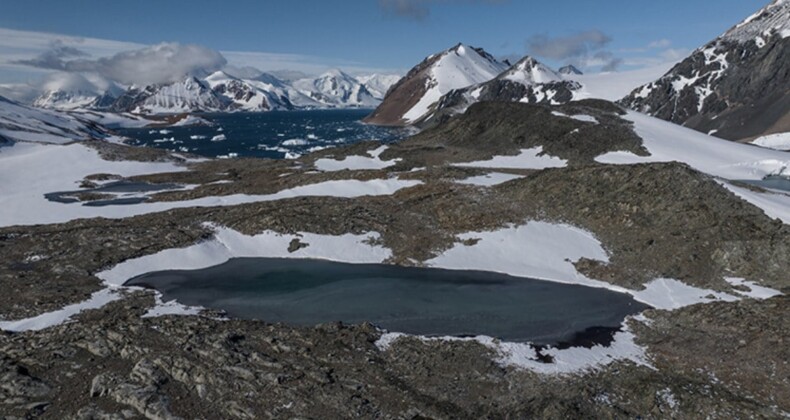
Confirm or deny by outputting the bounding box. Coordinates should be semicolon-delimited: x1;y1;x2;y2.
619;0;790;141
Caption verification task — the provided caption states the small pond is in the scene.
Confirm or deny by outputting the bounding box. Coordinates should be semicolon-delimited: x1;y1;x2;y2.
126;258;649;345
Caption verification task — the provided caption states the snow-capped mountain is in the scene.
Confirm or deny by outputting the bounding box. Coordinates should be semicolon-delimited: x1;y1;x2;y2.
620;0;789;141
32;73;124;111
364;43;509;126
414;56;581;125
356;74;402;100
292;69;379;108
558;65;583;75
34;90;109;111
497;56;563;85
204;71;294;111
110;76;229;114
26;69;398;115
0;95;109;144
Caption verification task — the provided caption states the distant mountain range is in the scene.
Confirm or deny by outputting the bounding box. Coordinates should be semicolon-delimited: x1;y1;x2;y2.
24;0;788;146
31;69;402;115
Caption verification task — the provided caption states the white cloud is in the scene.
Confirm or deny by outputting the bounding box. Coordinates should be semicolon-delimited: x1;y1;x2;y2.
622;48;690;68
648;39;672;49
0;27;401;91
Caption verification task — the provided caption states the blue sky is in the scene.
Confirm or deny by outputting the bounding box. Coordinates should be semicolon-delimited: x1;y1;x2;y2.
0;0;771;92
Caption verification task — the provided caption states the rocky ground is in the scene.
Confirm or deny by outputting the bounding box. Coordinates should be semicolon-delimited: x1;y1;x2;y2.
1;101;788;418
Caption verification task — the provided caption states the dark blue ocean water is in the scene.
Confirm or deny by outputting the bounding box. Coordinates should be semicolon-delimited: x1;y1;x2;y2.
117;109;409;159
126;258;649;344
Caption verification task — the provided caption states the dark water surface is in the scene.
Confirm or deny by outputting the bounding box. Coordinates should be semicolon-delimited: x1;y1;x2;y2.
126;258;649;344
44;180;187;207
737;175;790;192
117;109;409;159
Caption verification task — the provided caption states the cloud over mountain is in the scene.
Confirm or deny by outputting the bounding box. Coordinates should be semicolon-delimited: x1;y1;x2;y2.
527;30;621;71
13;42;227;86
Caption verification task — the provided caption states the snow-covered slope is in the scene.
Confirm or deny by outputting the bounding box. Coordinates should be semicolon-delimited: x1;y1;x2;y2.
110;76;229;114
357;74;402;100
0;95;109;144
566;64;675;102
204;71;293;111
416;56;581;125
597;111;790;181
620;0;790;141
558;65;583;75
498;57;563;85
364;43;508;125
292;69;379;108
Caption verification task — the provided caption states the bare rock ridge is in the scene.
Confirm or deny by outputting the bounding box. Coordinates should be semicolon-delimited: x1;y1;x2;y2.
620;0;790;141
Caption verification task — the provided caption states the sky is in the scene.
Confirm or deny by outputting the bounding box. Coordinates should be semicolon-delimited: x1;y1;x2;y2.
0;0;771;99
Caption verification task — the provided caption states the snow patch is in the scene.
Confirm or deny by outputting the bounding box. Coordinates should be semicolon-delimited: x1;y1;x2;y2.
141;292;204;318
455;146;567;170
632;278;739;310
376;319;651;374
751;132;790;151
0;288;123;332
314;146;401;171
725;277;782;299
456;172;524;186
551;111;598;124
97;227;392;287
